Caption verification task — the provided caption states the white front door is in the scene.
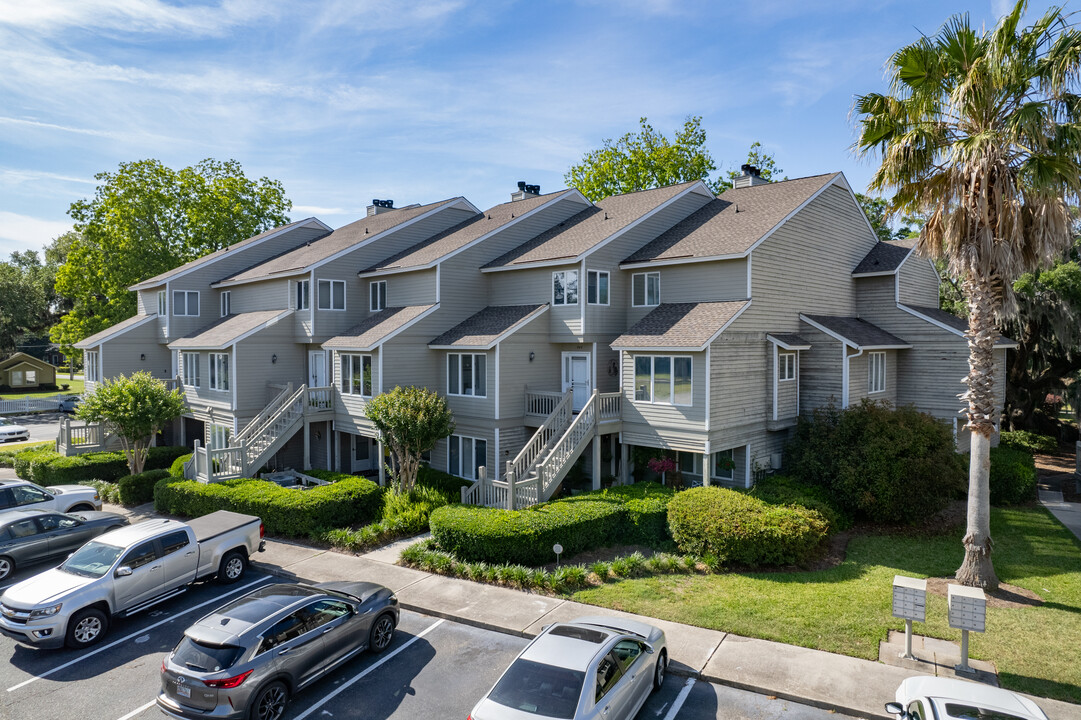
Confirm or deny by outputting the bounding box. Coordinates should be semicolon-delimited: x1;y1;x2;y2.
351;434;374;473
562;353;591;412
308;351;326;388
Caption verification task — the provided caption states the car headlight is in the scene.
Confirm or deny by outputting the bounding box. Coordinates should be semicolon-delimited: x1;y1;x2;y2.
29;604;62;618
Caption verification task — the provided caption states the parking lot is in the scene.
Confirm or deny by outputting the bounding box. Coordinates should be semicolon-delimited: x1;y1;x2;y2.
0;413;65;446
0;568;852;720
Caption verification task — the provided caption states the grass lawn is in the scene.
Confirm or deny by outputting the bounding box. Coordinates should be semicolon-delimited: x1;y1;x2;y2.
571;506;1081;703
0;379;84;399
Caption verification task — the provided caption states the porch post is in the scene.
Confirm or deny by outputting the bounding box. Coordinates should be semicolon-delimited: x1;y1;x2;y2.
620;442;629;485
609;435;616;477
507;469;516;510
592;438;601;490
702;453;711;487
303;420;311;471
377;440;386;486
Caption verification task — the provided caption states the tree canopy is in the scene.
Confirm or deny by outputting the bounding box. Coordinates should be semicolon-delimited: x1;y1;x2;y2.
0;250;56;357
51;158;291;352
366;385;455;495
854;0;1081;589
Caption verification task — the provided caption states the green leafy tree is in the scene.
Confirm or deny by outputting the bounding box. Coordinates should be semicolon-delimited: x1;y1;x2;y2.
716;141;785;192
565;117;718;201
854;0;1081;589
0;251;53;356
366;386;454;495
52;158;291;344
76;372;187;474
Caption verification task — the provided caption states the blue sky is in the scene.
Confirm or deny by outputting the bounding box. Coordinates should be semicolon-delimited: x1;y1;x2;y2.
0;0;1059;258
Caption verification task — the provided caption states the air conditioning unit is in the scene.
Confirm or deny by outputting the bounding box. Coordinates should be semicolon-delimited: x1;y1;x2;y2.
769;452;783;470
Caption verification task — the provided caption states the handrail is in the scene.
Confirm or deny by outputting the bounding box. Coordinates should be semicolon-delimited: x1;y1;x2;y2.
536;390;598;498
236;383;295;442
525;389;565;416
597;391;621;420
241;384;306;448
507;389;573;483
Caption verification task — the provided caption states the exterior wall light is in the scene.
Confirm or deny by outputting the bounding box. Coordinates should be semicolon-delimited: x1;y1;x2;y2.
140;354;146;361
272;354;277;364
529;351;535;362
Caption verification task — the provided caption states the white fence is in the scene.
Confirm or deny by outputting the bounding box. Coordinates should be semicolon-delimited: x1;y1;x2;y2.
0;398;61;415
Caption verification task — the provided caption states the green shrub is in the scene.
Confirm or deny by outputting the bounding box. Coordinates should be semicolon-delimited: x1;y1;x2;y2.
118;469;170;505
15;446;189;485
430;500;624;565
83;479;120;504
154;475;383;537
548;482;674;546
0;443;51;468
747;475;849;532
321;485;450;552
987;446;1038;505
416;466;472;499
169;453;192;478
786;401;965;524
301;469;356;483
999;430;1057;455
667;487;829;567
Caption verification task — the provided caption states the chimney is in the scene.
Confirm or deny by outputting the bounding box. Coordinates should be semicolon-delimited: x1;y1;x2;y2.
733;164;770;189
367;199;395;216
511;181;541;201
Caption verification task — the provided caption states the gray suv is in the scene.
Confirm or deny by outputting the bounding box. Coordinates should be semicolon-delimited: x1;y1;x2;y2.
157;581;399;720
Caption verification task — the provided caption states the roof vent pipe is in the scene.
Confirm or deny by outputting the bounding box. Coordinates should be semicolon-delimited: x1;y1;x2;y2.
367;199;395;216
511;182;541;202
733;164;770;189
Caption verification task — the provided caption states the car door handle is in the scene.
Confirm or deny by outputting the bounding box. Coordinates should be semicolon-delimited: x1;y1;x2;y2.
278;648;291;655
321;627;334;635
184;551;195;556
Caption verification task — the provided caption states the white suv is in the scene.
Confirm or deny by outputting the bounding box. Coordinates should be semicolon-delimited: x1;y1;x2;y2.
0;481;101;515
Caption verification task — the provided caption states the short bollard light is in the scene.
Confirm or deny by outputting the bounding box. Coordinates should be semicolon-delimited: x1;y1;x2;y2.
553;543;563;566
948;584;986;674
892;575;927;661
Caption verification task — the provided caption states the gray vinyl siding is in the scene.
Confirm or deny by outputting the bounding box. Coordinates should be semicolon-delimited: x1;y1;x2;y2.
593;342;620;393
709;333;768;431
233;322;306;416
619;349;706;452
847;348;898;406
230;279;290;314
625;258;749;328
897;256;941;307
137;290;158;315
733;184;879;331
496;312;561;420
382;268;437;306
312;267;363;340
100;320;171;381
331;347;380;434
797;324;844;411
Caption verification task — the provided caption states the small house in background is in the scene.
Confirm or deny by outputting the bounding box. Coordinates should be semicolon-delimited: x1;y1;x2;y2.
43;344;67;368
0;352;57;391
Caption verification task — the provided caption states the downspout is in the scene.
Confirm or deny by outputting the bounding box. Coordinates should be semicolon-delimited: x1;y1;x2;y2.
843;344;864;409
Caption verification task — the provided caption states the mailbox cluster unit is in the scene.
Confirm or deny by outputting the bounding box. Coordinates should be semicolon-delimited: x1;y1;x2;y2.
892;576;927;622
948;584;987;632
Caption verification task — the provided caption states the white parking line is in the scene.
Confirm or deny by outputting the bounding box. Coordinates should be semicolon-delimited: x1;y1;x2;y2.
293;618;445;720
664;677;696;720
6;576;273;692
116;699;156;720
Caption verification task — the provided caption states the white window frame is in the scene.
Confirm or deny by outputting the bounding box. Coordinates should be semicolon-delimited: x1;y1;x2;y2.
552;269;579;306
869;351;886;394
182;352;200;388
172;290;200;317
712;448;735;481
25;370;36;385
10;370;23;386
632;355;692;406
209;352;230;392
369;280;387;312
586;270;609;305
209;423;230;450
157;291;166;316
779;352;796;382
447;434;487;481
341;354;373;397
84;351;99;382
317;279;346;311
296;279;310;310
447;353;487;398
631;272;660;307
220;291;231;317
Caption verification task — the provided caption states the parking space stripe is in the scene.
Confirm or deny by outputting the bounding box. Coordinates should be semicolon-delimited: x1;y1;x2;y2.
6;576;274;692
115;699;156;720
664;678;696;720
292;618;446;720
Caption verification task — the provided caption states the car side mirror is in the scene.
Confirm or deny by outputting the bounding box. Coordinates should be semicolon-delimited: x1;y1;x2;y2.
115;566;133;577
643;643;655;655
885;702;905;717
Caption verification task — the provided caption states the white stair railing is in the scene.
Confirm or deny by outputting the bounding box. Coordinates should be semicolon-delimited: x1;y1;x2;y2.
507;389;573;483
235;383;294;444
536;390;600;500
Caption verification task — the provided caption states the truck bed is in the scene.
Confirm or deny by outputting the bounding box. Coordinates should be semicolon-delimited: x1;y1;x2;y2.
187;510;260;544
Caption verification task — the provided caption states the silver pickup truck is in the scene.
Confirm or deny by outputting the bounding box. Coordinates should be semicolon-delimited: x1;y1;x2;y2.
0;510;264;649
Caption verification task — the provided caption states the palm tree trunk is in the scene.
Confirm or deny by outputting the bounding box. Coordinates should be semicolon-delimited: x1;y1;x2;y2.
956;273;1000;590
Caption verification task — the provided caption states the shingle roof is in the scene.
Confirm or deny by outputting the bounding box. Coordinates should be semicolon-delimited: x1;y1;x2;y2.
852;238;916;275
217;199;459;285
611;301;749;350
900;305;1017;347
801;314;911;348
129;219;320;291
428;305;548;348
767;333;811;349
322;305;436;350
621;174;839;265
75;313;157;349
483;182;698;269
168;310;289;349
364;191;575;274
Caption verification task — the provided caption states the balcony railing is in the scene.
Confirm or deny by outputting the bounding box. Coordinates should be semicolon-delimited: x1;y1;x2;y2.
525;388;565;418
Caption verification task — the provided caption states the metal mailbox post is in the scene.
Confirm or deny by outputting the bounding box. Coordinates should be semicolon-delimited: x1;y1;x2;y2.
892;575;927;660
948;584;986;673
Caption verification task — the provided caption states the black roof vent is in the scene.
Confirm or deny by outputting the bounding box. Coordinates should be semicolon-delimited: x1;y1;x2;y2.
525;184;540;195
372;199;394;208
517;181;527;191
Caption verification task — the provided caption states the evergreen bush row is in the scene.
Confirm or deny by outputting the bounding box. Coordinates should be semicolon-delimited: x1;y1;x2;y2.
15;446;190;485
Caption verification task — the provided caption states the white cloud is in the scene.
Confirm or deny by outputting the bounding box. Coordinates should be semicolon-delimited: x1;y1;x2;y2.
0;0;280;37
292;205;349;216
0;168;96;186
0;116;118;139
0;212;71;256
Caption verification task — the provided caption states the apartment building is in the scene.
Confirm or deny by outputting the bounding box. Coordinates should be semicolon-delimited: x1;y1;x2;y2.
73;169;1012;506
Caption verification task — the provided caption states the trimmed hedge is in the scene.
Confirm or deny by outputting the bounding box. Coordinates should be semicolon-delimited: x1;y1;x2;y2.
417;466;472;499
118;469;170;505
15;446;189;485
154;476;383;537
999;431;1057;455
169;453;192;478
667;487;829;567
557;482;674;546
988;446;1038;506
747;475;849;532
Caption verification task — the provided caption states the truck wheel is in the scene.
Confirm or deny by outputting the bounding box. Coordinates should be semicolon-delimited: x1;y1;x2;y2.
217;550;246;584
368;613;396;653
67;504;95;512
0;556;13;581
66;608;108;649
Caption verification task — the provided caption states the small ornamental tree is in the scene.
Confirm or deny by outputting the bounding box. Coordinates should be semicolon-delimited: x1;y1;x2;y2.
366;386;454;495
76;372;187;475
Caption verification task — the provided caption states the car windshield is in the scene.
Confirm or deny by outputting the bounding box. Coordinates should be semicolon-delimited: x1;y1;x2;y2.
488;658;584;719
944;704;1030;720
173;637;244;673
59;541;123;578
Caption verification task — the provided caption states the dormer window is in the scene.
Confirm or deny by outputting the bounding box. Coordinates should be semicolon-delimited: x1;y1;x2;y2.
370;281;387;312
172;290;199;316
552;270;578;306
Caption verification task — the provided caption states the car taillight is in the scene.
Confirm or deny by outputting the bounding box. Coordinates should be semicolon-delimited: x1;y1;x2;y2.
202;670;253;689
161;658;166;673
259;523;265;538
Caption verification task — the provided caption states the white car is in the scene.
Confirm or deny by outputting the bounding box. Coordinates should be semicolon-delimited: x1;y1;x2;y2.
469;616;668;720
888;677;1049;720
0;480;101;515
0;419;30;443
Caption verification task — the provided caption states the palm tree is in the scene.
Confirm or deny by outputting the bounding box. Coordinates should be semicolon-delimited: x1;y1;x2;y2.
854;0;1081;589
